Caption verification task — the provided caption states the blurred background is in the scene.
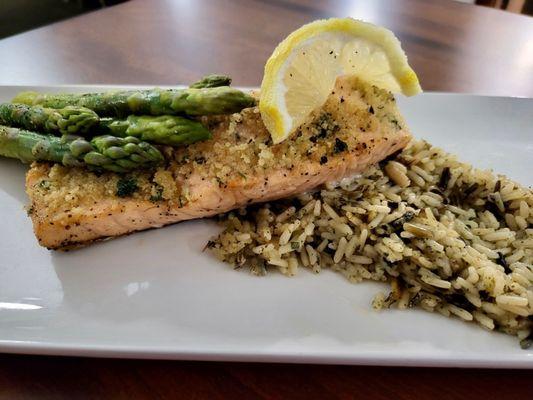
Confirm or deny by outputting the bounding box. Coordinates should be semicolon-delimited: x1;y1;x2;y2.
0;0;127;39
0;0;531;39
0;0;530;96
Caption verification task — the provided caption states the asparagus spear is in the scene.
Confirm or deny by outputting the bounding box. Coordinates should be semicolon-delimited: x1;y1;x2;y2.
0;125;163;173
99;115;212;146
0;103;99;135
13;86;255;118
189;74;232;89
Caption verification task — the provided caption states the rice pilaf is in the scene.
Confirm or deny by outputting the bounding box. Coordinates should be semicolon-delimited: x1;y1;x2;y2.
209;139;533;348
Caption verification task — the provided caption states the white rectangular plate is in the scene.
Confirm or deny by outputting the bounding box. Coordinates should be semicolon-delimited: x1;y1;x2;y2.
0;86;532;368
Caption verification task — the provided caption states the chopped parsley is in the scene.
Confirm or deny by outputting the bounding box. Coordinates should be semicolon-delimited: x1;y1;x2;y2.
389;118;402;130
150;184;164;202
38;180;50;190
116;177;138;198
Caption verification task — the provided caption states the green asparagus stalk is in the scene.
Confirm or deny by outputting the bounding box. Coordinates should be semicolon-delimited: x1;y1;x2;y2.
0;125;163;173
0;103;99;135
12;86;255;118
189;74;232;89
99;115;211;146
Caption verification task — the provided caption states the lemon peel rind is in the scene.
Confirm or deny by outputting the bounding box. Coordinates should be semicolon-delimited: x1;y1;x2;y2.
260;18;422;144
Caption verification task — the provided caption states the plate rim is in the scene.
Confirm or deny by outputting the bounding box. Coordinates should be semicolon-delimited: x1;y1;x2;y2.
1;340;533;368
1;85;532;367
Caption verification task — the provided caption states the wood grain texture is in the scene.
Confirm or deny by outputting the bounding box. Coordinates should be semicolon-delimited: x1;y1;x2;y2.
0;0;532;398
0;354;532;400
0;0;531;96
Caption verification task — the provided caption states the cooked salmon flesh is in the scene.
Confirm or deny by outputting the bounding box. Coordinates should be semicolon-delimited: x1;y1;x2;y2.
26;76;412;249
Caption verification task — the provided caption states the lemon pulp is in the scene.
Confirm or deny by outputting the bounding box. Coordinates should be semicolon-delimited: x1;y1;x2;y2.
260;18;421;144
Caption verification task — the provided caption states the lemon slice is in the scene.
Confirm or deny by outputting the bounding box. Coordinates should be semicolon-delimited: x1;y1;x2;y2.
260;18;422;144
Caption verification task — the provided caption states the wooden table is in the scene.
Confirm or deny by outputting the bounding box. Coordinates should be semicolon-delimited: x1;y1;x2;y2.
0;0;532;96
0;0;532;398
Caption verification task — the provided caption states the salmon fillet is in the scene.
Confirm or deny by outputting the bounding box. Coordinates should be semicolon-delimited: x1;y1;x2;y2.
26;76;411;249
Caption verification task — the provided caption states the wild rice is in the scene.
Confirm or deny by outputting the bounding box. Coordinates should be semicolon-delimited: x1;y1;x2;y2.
209;140;533;348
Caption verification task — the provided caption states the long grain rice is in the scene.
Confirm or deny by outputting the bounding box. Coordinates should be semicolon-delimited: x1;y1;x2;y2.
209;139;533;348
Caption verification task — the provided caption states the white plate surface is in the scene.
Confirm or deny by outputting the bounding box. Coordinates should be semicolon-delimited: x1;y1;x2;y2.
0;86;532;368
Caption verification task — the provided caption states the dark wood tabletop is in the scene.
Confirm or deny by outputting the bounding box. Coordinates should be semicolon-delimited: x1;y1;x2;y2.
0;0;532;96
0;0;532;399
1;354;532;399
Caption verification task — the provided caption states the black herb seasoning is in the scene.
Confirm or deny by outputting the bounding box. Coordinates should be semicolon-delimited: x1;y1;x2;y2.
464;183;479;198
378;148;403;168
520;336;532;350
203;240;217;251
150;184;164;202
390;119;401;129
390;211;415;231
496;252;511;273
194;156;206;164
323;246;335;255
485;199;504;219
408;292;422;308
479;290;491;301
38;180;51;191
333;138;348;154
445;294;475;312
438;167;451;189
116;177;138;198
317;127;328;139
